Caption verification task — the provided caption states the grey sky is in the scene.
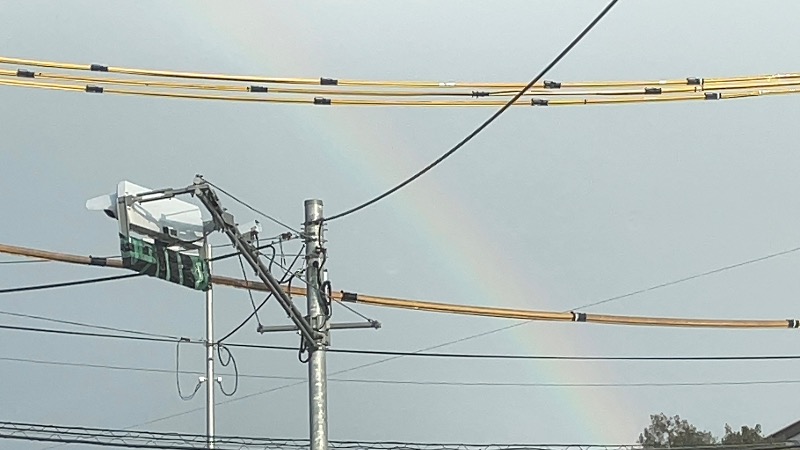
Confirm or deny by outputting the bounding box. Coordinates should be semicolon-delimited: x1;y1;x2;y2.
3;0;800;447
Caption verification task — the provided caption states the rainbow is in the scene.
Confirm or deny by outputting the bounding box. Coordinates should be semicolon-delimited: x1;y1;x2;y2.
163;5;638;442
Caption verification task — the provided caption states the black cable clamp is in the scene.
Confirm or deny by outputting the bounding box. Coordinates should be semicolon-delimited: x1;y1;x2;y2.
90;64;108;72
571;311;587;322
16;69;35;78
788;319;800;329
320;77;338;86
313;97;331;105
248;85;268;93
85;85;104;93
531;98;549;106
686;77;703;86
340;291;358;302
89;256;108;267
543;80;562;89
471;91;489;98
644;87;662;95
704;92;721;100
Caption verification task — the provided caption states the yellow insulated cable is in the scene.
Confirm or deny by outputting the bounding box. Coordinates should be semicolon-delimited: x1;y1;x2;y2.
4;76;800;107
1;242;797;330
5;68;800;99
3;55;800;90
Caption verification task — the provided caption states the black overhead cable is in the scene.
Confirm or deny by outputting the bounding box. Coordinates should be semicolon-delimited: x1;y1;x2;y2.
7;355;800;389
7;322;800;362
0;309;178;340
0;272;143;294
323;0;621;222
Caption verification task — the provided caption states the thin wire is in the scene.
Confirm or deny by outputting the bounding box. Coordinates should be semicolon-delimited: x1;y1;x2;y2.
411;243;800;355
175;340;202;401
237;254;262;327
0;259;48;264
7;355;800;388
0;309;178;340
0;272;143;294
216;344;239;397
323;0;621;222
205;180;300;234
8;322;800;362
217;244;305;343
0;323;200;346
575;244;800;310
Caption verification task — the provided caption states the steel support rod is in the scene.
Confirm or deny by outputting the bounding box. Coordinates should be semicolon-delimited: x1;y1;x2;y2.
305;199;328;450
202;238;215;449
257;321;381;334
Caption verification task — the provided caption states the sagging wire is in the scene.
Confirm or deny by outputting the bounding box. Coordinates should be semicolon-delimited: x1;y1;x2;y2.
216;344;239;397
175;338;202;401
236;253;262;328
216;243;306;344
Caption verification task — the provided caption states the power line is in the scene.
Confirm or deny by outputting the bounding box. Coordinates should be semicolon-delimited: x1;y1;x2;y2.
2;421;799;450
5;54;800;90
0;309;179;340
7;322;800;362
322;0;621;222
0;272;142;294
574;244;800;310
6;355;800;389
204;179;300;234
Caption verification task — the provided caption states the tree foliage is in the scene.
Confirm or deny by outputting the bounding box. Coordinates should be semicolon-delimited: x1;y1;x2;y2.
639;414;766;448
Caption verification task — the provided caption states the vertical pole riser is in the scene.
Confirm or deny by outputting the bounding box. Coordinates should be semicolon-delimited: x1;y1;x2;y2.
203;239;215;449
305;199;328;450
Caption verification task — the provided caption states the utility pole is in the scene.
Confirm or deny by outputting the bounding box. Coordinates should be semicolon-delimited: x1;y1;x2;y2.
304;199;329;450
202;238;215;449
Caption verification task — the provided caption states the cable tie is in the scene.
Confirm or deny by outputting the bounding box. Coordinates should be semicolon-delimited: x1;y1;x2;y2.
248;85;268;93
90;64;108;72
471;91;489;98
686;77;702;86
571;311;587;322
704;92;721;100
89;256;108;267
644;87;662;95
438;82;456;87
340;291;358;302
531;98;549;106
16;69;35;78
543;80;562;89
85;85;104;94
313;97;331;105
320;77;338;86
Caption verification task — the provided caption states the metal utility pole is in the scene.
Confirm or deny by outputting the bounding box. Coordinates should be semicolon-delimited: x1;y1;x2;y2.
305;199;329;450
202;238;215;449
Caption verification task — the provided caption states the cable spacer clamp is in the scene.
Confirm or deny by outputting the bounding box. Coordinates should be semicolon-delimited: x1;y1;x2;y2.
313;97;331;105
531;98;549;106
248;85;268;93
644;87;662;94
471;91;489;98
85;85;104;93
686;77;703;86
571;311;587;322
320;77;338;86
90;64;108;72
704;92;721;100
16;69;35;78
543;80;562;89
340;291;358;302
788;319;800;329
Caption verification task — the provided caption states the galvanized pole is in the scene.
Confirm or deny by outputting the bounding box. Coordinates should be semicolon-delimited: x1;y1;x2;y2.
202;238;215;449
304;199;329;450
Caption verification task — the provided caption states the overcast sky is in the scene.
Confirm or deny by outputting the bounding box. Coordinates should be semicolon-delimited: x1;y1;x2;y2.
3;1;800;448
